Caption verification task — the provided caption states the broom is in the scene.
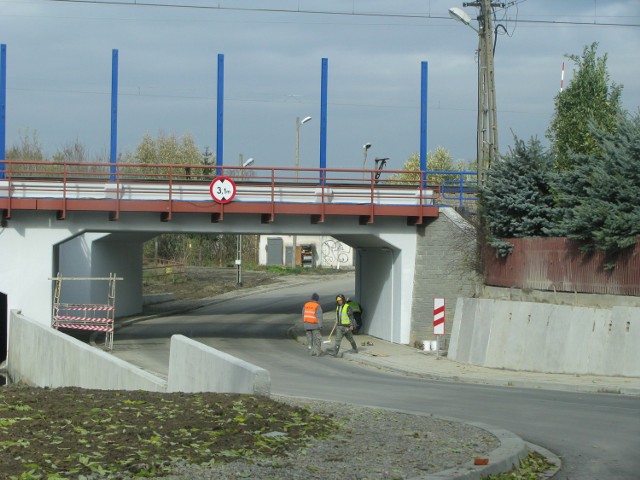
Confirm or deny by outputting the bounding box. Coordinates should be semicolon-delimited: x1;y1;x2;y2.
323;323;337;344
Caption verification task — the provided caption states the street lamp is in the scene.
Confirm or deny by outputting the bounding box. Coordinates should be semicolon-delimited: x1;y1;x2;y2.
295;116;312;180
293;115;311;267
449;1;499;186
237;156;255;285
362;143;372;179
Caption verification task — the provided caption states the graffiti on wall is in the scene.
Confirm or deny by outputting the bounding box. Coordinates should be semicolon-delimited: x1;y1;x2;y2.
322;239;351;267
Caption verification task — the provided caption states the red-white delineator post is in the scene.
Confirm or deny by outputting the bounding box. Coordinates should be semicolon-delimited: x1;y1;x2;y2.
560;61;565;92
433;298;445;356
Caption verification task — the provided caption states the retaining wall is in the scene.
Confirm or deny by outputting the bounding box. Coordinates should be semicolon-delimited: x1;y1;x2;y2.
7;310;166;391
7;311;271;394
167;335;270;395
449;298;640;376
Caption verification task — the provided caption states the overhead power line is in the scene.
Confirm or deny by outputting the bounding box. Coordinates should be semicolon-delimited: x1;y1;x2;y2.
43;0;640;28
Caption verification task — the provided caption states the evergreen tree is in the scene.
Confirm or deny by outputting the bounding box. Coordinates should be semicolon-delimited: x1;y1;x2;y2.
554;113;640;255
479;137;558;240
547;43;623;171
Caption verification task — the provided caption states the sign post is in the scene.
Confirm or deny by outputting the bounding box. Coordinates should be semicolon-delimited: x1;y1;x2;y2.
433;298;445;357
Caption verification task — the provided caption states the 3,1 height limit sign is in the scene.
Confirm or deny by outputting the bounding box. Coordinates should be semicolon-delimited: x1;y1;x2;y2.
209;176;237;204
433;298;445;335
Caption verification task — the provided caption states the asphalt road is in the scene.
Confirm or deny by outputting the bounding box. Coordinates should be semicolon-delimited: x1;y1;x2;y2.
113;277;640;480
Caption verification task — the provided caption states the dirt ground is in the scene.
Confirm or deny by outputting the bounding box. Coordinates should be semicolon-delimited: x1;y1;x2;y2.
0;385;335;479
142;265;348;301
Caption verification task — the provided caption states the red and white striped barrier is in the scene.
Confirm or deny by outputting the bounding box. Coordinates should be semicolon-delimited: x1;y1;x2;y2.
57;305;114;311
56;323;114;333
55;315;113;323
433;298;445;335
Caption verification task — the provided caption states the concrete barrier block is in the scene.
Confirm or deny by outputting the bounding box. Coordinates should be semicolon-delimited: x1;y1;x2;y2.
448;298;467;360
448;299;640;376
602;307;640;377
8;311;166;391
167;335;271;395
564;308;607;374
467;299;492;365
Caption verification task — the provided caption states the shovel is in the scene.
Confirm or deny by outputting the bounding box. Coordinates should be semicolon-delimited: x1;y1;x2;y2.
323;323;337;344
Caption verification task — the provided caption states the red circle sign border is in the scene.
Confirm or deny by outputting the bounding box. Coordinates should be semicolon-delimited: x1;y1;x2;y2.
209;176;237;204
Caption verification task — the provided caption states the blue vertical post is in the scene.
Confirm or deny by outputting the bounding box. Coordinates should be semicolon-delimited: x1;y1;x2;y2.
420;61;428;188
109;49;118;182
216;53;224;176
319;58;328;185
0;44;6;180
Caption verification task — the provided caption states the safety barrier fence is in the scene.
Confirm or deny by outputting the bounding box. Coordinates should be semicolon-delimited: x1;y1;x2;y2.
50;273;122;350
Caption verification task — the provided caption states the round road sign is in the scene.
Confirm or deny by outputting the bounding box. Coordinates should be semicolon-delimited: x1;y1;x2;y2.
209;176;237;204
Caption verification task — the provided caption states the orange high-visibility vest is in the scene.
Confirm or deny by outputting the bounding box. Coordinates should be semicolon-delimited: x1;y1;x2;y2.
303;301;320;324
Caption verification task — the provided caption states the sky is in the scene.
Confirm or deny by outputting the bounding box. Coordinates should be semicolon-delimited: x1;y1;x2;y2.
0;0;639;172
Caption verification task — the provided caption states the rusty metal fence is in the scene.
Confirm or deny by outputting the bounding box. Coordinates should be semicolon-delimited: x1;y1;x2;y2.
483;237;640;296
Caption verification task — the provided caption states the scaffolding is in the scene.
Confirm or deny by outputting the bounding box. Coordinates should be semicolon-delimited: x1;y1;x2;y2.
50;273;122;350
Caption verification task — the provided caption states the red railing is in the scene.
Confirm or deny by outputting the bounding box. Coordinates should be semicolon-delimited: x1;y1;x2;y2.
0;159;453;224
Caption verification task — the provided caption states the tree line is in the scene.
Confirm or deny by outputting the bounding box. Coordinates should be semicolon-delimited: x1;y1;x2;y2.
479;43;639;265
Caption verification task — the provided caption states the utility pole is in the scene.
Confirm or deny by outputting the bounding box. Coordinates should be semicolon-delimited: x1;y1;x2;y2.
464;0;501;185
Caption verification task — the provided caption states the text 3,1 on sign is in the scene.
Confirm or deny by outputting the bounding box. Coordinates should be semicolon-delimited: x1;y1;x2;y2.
209;176;237;204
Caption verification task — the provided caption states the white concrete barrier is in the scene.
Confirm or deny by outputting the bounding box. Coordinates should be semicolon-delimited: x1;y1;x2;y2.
167;335;271;395
449;299;640;376
7;310;166;391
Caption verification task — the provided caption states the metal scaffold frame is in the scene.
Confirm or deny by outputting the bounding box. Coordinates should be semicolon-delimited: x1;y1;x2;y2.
50;273;122;350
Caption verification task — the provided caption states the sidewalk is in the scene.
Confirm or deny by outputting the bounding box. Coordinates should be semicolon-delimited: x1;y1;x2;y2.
294;330;640;397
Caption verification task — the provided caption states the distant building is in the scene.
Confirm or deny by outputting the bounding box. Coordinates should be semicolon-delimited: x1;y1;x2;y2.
259;235;354;269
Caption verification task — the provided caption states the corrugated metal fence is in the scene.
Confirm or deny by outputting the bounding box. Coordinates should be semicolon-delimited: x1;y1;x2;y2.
483;237;640;296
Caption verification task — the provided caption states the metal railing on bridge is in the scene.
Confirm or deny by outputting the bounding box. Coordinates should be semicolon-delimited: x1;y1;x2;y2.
0;160;477;224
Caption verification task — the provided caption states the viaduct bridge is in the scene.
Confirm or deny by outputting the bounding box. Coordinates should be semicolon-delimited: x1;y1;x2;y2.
0;159;477;347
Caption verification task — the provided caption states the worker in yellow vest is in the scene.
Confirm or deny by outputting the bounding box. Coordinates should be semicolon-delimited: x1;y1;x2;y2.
302;292;323;356
332;294;359;357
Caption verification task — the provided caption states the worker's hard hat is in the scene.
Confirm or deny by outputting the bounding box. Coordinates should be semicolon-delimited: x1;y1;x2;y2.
336;294;345;302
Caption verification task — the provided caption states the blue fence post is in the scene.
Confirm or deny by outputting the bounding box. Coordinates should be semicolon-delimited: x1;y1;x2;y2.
109;49;118;182
420;61;428;188
319;58;328;186
216;53;224;176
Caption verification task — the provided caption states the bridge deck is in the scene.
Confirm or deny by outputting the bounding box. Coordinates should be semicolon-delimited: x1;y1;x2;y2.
0;161;442;224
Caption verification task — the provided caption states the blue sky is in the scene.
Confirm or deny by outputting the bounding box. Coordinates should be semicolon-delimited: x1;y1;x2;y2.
1;0;638;171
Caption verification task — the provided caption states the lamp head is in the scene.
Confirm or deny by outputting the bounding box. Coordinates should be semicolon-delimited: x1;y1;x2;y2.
300;116;312;125
364;143;372;150
242;157;254;167
449;7;472;26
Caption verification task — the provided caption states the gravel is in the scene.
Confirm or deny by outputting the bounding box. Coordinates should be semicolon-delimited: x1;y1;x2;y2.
154;396;500;480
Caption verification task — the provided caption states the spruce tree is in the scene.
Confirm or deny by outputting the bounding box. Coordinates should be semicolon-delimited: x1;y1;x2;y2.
479;137;558;240
555;113;640;255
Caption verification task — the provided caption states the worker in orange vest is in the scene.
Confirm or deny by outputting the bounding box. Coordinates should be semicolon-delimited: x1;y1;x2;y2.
302;292;323;356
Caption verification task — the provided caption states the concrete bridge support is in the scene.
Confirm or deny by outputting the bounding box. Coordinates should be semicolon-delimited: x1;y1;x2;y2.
1;209;479;348
0;214;151;324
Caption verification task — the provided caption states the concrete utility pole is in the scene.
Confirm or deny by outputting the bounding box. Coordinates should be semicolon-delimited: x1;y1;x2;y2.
464;0;500;184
